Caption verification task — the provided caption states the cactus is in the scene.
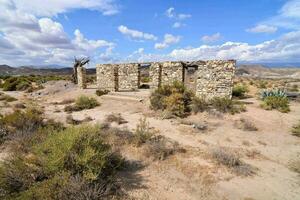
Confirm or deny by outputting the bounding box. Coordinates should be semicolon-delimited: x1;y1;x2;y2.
260;89;287;100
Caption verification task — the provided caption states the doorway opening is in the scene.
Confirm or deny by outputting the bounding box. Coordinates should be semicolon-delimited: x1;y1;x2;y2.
138;63;151;89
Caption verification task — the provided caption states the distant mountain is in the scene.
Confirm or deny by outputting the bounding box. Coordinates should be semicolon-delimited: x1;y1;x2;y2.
237;64;300;79
0;65;95;76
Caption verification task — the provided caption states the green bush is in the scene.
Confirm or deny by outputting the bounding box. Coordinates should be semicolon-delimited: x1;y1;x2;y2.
150;81;194;117
261;96;290;113
96;89;110;96
232;84;249;98
0;124;125;199
64;96;99;112
211;97;246;114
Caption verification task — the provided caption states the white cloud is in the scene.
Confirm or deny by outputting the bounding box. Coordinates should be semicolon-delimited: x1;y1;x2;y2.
118;25;157;41
0;0;116;66
261;0;300;30
129;30;300;63
246;25;277;33
165;7;191;28
6;0;119;17
155;34;181;49
165;7;191;20
173;22;183;28
201;33;221;43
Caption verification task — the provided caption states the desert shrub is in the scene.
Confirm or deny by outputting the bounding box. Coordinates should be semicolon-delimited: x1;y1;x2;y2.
234;118;258;131
289;159;300;174
260;96;290;113
190;96;208;113
132;118;154;147
150;81;194;117
143;136;185;161
105;113;128;125
0;124;125;199
53;99;75;105
257;80;267;89
0;93;17;102
211;97;246;114
211;148;255;176
0;108;44;139
64;96;99;112
14;103;26;109
288;84;299;92
96;89;110;96
232;84;249;98
292;121;300;137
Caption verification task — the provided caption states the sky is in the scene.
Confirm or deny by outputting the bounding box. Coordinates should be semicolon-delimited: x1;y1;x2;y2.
0;0;300;67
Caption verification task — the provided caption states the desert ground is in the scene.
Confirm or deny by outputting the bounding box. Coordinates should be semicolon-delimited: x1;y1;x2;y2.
0;78;299;200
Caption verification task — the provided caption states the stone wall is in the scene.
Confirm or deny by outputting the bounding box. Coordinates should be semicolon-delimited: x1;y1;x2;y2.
118;64;139;91
77;67;87;89
96;60;235;99
195;60;235;99
96;64;116;91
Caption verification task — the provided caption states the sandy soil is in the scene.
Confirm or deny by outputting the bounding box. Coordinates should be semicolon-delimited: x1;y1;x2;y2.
1;80;300;200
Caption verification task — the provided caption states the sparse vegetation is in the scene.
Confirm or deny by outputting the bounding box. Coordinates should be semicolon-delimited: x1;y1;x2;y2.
96;89;110;96
132;118;154;147
234;118;258;131
211;97;246;114
105;113;128;125
0;92;17;102
232;83;249;98
150;81;194;117
291;121;300;137
0;75;67;92
64;95;99;112
211;148;255;176
0;123;125;199
261;96;290;113
190;96;208;113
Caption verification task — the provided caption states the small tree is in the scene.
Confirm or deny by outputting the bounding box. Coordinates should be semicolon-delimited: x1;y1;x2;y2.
72;57;89;84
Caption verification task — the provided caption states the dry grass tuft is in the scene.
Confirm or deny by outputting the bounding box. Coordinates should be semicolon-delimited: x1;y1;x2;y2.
234;118;258;131
105;113;128;125
211;148;255;176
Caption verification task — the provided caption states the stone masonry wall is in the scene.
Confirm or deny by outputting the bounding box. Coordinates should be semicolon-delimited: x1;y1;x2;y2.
195;60;235;99
118;64;139;91
161;62;184;85
96;64;116;91
96;60;235;99
77;67;87;89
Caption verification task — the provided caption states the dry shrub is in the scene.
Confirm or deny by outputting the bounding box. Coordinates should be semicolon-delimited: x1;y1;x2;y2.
211;97;246;114
66;115;93;125
0;93;17;102
190;96;208;113
14;103;26;109
211;148;255;176
96;89;110;96
53;99;75;105
143;135;185;161
234;118;258;131
291;121;300;137
289;159;300;174
232;84;249;98
105;113;128;125
132;118;154;147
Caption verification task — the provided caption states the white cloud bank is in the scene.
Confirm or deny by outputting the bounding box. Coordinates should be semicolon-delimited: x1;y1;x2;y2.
118;25;157;41
133;30;300;63
0;0;117;66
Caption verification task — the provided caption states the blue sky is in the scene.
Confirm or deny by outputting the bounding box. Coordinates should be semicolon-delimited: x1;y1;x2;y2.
0;0;300;66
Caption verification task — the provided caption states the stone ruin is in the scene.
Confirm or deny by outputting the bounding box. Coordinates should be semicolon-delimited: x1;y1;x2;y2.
78;60;236;100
